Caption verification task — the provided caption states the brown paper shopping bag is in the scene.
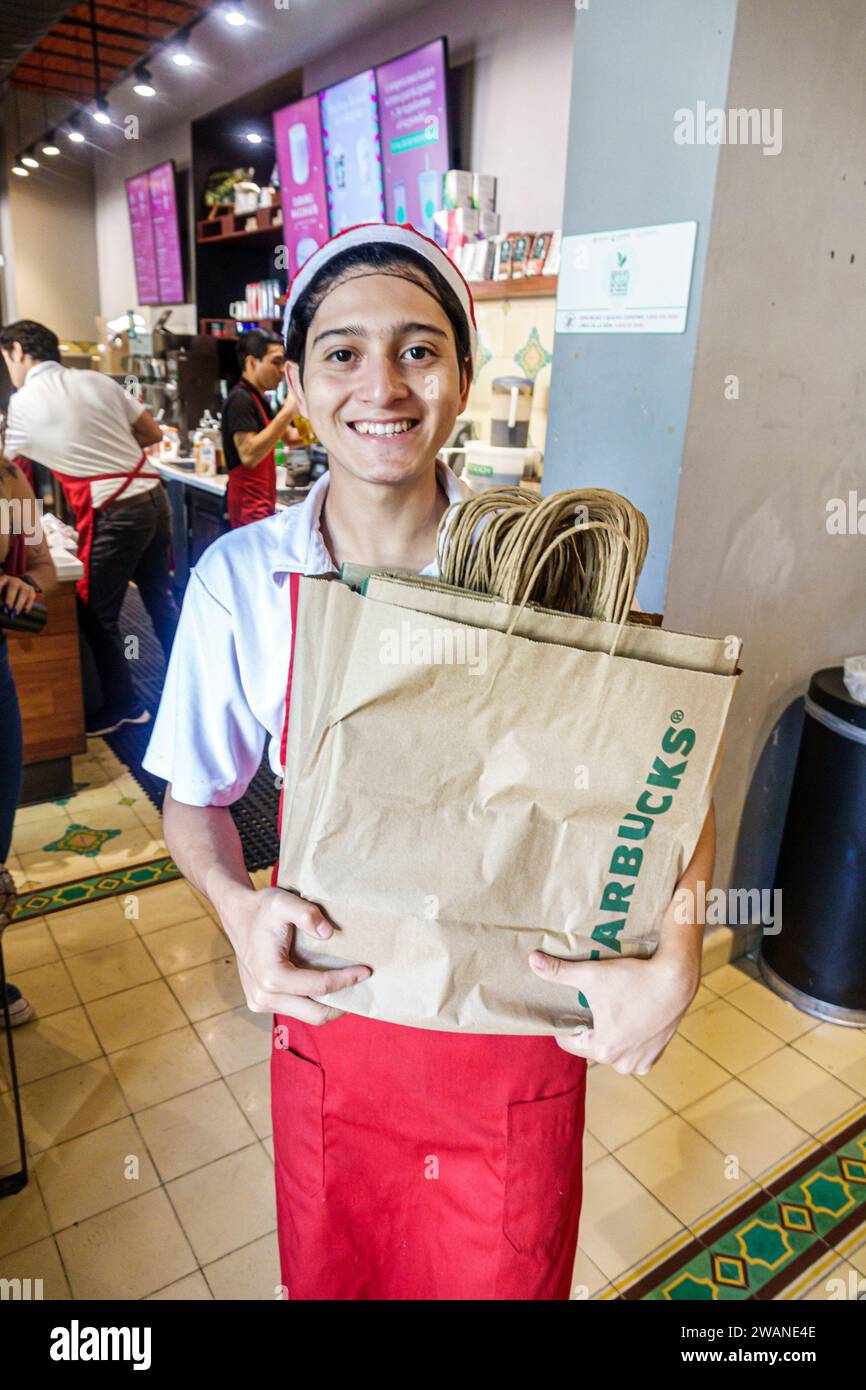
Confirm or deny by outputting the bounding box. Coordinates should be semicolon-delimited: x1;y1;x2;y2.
362;572;741;676
275;575;741;1035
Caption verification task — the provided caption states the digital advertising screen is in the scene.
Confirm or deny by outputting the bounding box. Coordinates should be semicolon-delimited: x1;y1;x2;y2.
125;171;159;306
272;94;330;277
148;161;185;304
319;69;385;233
375;38;450;237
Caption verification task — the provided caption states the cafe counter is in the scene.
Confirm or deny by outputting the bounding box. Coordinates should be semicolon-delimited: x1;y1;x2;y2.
154;460;314;594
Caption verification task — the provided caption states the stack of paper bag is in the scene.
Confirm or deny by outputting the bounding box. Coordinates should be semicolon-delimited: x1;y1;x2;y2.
276;573;741;1035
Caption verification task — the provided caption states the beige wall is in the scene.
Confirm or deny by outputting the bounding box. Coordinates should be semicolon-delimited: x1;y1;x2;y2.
664;0;866;903
5;156;101;342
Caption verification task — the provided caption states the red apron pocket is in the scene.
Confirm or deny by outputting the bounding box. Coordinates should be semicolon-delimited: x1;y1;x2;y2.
271;1043;326;1197
502;1083;586;1256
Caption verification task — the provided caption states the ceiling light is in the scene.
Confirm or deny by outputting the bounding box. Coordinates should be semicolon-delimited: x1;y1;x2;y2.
42;133;60;156
171;34;193;65
224;2;247;26
245;132;262;144
133;65;156;97
11;164;29;177
92;98;111;125
66;116;85;143
21;153;39;169
68;129;85;143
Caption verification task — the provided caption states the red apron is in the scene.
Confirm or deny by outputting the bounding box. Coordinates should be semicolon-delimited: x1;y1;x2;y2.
227;382;277;529
54;455;161;603
270;573;588;1301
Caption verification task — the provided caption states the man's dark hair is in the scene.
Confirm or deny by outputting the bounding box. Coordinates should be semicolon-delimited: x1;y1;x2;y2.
0;319;61;364
284;244;472;386
237;327;282;372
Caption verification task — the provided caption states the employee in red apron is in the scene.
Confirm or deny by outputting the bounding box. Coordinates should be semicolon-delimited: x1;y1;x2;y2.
222;329;301;529
1;319;179;736
143;224;714;1300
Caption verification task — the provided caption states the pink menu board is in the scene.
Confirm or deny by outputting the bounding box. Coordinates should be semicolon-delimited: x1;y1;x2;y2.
148;161;185;304
376;38;450;239
126;172;159;305
273;94;330;278
320;69;384;234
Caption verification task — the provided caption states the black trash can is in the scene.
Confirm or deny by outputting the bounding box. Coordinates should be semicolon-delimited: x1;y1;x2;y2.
760;666;866;1025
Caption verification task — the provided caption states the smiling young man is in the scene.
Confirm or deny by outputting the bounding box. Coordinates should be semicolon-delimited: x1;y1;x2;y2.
143;224;713;1301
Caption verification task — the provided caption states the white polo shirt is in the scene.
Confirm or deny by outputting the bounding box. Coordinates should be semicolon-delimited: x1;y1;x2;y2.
142;459;473;807
3;360;157;508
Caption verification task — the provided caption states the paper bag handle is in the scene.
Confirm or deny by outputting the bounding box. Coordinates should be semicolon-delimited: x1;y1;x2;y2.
504;519;639;658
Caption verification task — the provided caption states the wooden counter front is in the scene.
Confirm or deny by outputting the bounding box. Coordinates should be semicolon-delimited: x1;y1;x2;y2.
6;579;86;798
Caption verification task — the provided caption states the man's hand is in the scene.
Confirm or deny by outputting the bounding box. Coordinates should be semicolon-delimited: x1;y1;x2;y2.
528;802;715;1074
0;573;39;617
219;884;372;1025
529;946;699;1073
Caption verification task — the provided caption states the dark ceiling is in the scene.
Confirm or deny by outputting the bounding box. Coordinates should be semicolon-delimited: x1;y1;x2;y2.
1;1;218;103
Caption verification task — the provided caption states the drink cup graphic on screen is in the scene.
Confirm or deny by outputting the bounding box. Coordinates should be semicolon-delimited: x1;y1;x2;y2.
289;123;309;184
297;236;319;267
417;166;440;236
393;181;408;222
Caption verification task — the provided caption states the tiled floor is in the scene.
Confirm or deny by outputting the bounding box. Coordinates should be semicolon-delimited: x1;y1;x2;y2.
1;744;865;1300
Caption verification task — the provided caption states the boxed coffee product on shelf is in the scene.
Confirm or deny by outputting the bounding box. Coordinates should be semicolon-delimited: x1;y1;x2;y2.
525;232;552;276
446;207;480;254
494;233;515;279
509;233;532;278
471;173;497;212
543;229;563;276
443;169;474;210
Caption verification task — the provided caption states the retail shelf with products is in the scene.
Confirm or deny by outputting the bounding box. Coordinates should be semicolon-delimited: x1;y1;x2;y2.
470;275;558;301
196;205;284;244
200;317;283;339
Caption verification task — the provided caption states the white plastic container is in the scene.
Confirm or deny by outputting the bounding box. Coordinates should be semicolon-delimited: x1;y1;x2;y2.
193;410;223;476
462;442;542;491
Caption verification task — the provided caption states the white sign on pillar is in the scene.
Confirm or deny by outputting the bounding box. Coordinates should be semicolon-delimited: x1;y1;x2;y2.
555;220;698;334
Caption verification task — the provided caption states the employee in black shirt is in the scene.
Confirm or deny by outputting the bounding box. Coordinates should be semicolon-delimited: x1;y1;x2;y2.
222;329;300;528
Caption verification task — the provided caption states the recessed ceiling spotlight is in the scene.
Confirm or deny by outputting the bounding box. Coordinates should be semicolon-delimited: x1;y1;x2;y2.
67;117;85;144
21;152;39;168
224;2;247;26
42;132;60;156
92;97;111;126
245;132;262;144
133;65;156;97
11;164;29;177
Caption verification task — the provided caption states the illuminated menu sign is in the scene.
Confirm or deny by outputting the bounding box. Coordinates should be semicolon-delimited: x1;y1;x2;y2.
126;172;159;305
376;39;450;237
273;94;330;278
125;162;185;305
148;162;184;303
319;69;385;234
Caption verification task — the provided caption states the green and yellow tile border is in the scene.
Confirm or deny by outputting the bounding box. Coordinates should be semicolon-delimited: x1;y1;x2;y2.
611;1103;866;1300
11;857;182;922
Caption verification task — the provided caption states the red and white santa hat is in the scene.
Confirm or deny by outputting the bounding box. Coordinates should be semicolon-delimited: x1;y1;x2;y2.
283;221;478;370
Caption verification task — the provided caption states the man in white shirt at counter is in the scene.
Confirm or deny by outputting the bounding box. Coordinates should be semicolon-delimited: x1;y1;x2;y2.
1;319;179;735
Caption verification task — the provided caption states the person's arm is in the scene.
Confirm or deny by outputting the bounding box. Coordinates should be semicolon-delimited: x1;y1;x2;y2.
162;788;370;1024
131;409;163;451
529;802;716;1073
0;463;57;613
142;566;370;1023
234;397;298;469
